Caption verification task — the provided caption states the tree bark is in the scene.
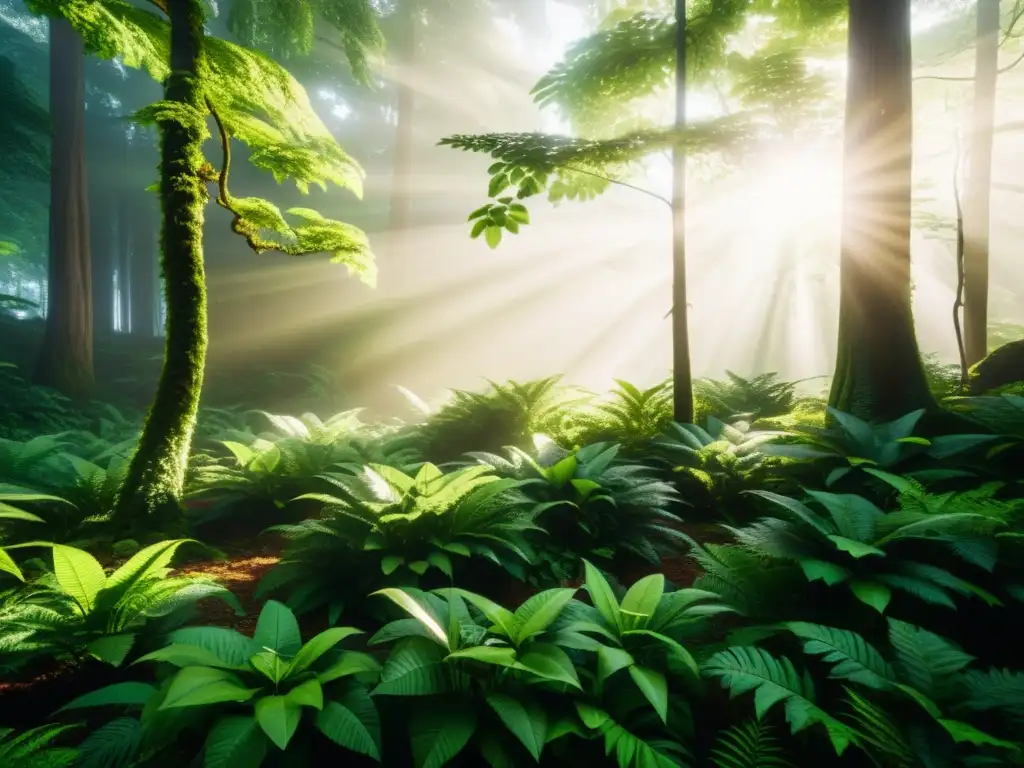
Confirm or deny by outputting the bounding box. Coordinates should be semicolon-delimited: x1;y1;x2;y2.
828;0;935;421
114;0;208;527
388;0;416;237
35;18;93;401
671;0;693;423
90;205;115;337
963;0;999;366
130;174;158;338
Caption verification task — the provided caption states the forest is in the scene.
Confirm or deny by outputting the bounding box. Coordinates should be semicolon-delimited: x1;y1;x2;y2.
2;0;1024;765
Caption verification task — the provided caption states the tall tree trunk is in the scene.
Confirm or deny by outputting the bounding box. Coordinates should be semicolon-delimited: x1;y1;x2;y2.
116;197;132;332
828;0;934;420
389;0;416;237
671;0;693;423
130;180;158;338
115;0;208;527
35;18;93;400
90;205;115;337
963;0;999;366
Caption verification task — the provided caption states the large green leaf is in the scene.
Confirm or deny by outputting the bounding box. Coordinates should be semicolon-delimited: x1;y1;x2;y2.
135;643;248;671
253;600;302;658
87;633;136;666
317;652;382;684
485;692;548;761
160;667;260;709
373;637;452;696
254;695;302;750
628;665;668;723
286;627;362;676
372;589;448;647
619;574;665;627
446;589;517;638
785;622;895;689
52;543;106;614
410;704;477;768
59;682;158;712
516;644;582;689
285;679;323;710
204;716;267;768
512;588;576;644
0;548;25;581
99;539;196;609
168;627;258;667
315;688;382;761
582;560;621;632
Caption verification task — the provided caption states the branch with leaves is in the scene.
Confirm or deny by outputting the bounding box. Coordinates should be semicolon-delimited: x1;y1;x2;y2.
440;117;750;247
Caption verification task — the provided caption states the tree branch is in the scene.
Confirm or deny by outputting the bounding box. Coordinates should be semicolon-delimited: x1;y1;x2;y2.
913;47;1024;82
952;131;969;391
563;164;672;208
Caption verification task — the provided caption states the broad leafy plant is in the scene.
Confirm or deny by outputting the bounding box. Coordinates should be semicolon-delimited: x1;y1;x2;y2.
470;441;686;584
58;600;383;766
258;462;535;622
727;483;1010;616
0;539;241;671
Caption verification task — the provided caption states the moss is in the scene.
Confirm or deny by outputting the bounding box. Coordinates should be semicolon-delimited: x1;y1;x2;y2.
114;0;208;529
968;339;1024;395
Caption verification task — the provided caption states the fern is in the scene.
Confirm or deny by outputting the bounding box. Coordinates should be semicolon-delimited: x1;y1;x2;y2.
708;719;796;768
0;723;79;768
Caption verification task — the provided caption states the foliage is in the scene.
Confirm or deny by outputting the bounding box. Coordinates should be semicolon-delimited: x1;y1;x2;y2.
0;539;241;673
58;599;382;765
0;723;79;768
468;441;687;584
258;462;535;621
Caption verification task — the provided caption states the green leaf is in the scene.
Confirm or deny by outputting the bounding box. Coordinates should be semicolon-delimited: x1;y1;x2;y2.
168;627;257;667
485;693;547;761
628;665;668;723
285;679;323;710
160;667;260;710
287;627;362;676
58;682;158;712
99;539;195;609
204;716;267;768
253;600;302;658
517;643;582;689
317;652;382;684
850;581;891;613
827;536;885;559
374;637;452;696
74;717;141;768
315;690;382;761
799;559;850;585
255;695;302;751
423;551;451;578
785;622;895;689
597;645;634;682
409;560;430;575
446;645;519;668
87;634;136;667
372;589;448;646
512;588;577;644
52;543;106;614
620;574;665;626
446;589;517;637
582;560;621;632
410;704;477;768
0;548;24;581
135;643;247;671
485;226;503;249
621;629;700;679
381;554;405;575
938;719;1020;751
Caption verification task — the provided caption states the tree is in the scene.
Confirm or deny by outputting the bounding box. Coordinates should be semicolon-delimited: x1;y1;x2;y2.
962;0;1000;365
32;0;379;526
441;1;832;423
828;0;935;419
670;0;692;423
34;18;93;401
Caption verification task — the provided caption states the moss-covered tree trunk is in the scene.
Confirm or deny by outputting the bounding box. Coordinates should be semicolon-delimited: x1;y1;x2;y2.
671;0;694;424
963;0;999;366
35;18;93;401
828;0;935;421
114;0;208;527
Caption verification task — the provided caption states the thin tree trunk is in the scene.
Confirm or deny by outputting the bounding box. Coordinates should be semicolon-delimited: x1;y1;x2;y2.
671;0;693;423
389;0;416;237
828;0;935;420
90;205;115;337
963;0;999;365
117;195;132;332
115;0;208;527
35;18;93;400
130;177;157;338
